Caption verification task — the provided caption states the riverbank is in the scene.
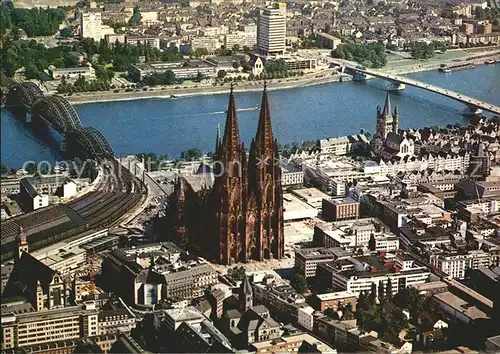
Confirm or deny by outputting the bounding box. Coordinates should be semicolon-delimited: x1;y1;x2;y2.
68;71;345;105
382;50;500;75
64;49;500;105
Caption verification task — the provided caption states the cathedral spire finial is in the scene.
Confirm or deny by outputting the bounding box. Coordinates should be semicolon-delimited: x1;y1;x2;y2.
221;85;241;155
255;84;273;150
382;91;392;117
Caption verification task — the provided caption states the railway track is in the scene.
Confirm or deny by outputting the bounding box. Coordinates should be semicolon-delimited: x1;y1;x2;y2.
67;159;146;229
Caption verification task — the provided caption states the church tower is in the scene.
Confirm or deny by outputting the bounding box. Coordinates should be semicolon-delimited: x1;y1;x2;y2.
376;92;394;139
392;105;399;134
16;225;28;260
239;274;253;313
469;139;490;181
247;84;284;261
212;85;248;265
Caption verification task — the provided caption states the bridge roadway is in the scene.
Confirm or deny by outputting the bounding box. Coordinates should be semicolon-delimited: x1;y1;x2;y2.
343;64;500;115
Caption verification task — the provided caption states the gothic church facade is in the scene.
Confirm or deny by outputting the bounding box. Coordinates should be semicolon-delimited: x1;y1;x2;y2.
165;86;284;265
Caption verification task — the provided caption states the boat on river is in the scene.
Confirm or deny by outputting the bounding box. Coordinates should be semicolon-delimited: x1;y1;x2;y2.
225;105;259;113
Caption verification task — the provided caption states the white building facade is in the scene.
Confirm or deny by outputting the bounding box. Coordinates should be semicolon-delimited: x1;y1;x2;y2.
257;3;287;57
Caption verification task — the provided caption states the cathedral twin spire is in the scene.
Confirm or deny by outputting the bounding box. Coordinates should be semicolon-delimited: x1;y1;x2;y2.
216;83;274;160
222;85;241;152
254;82;274;152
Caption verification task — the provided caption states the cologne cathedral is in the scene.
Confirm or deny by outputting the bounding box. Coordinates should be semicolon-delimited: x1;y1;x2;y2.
164;85;284;265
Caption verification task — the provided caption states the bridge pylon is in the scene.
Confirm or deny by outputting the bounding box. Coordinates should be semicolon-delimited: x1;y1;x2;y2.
388;83;405;91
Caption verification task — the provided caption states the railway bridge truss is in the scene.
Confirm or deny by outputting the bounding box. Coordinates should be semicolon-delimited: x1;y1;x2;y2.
7;82;114;160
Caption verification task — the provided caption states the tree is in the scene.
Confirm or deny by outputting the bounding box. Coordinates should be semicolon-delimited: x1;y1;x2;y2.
25;162;37;174
291;274;308;293
231;44;240;53
324;307;336;318
180;148;202;161
217;70;227;79
196;71;204;82
385;278;393;300
0;163;8;175
25;63;40;79
378;282;385;303
59;27;72;38
129;5;142;25
357;291;370;311
192;48;209;58
369;283;377;304
368;233;376;251
331;43;387;68
2;6;66;37
227;266;245;282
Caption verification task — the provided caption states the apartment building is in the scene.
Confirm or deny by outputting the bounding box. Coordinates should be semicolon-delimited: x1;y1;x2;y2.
295;247;352;278
257;3;287;56
126;36;161;50
97;296;136;335
429;250;491;279
281;161;304;186
322;198;359;222
310;291;358;312
313;218;395;252
252;276;307;323
317;254;430;296
1;302;99;350
319;134;369;155
163;263;218;300
79;11;114;41
224;31;257;49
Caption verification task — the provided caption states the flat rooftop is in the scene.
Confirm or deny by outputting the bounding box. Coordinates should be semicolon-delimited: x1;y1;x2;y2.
324;197;358;206
283;194;317;212
433;291;490;321
2;304;98;325
316;291;357;301
250;333;335;352
292;188;330;201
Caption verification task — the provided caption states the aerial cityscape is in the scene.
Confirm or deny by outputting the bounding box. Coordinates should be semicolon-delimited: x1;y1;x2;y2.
0;0;499;352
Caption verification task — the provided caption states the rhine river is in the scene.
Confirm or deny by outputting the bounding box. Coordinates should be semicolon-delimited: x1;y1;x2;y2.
1;64;499;168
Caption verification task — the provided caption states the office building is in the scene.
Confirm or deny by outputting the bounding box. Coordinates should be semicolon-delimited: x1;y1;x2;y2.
126;36;161;50
310;291;358;312
79;11;114;41
129;60;217;81
1;302;99;349
257;3;287;57
49;65;96;80
317;254;430;296
320;134;369;155
295;247;352;278
429;250;491;279
322;198;359;221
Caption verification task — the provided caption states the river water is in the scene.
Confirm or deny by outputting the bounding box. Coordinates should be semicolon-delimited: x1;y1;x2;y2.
1;64;499;168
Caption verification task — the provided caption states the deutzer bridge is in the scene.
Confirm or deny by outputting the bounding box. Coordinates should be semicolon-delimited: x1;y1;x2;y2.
6;82;114;160
342;65;500;116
